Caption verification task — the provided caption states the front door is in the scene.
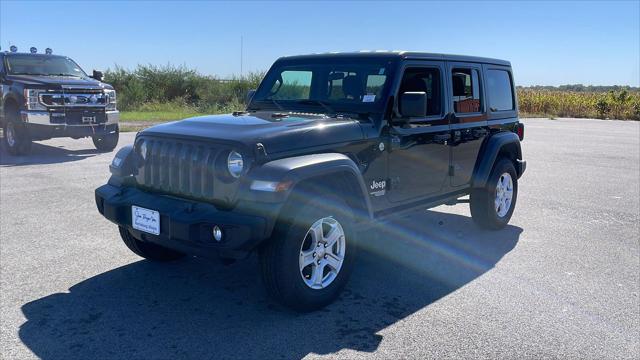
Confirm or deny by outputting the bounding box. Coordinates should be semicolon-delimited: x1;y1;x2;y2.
387;61;451;203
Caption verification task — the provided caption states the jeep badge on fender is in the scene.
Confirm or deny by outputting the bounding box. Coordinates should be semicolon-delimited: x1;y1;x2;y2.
95;51;526;311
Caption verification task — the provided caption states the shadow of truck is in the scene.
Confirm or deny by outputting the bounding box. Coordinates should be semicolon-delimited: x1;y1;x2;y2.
19;209;521;359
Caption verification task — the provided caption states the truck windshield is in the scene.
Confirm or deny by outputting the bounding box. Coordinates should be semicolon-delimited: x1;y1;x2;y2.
5;55;87;77
250;58;397;115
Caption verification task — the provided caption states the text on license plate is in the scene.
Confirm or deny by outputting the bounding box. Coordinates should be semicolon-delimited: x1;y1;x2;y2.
131;206;160;235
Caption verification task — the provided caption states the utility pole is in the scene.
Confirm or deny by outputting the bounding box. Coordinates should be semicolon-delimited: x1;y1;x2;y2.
240;35;243;79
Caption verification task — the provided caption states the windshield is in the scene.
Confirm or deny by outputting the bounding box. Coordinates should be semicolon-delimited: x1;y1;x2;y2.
250;58;397;115
5;55;87;77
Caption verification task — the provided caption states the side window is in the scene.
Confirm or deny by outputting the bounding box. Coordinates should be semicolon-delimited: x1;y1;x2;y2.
451;68;482;113
487;69;514;111
398;67;442;116
270;70;312;100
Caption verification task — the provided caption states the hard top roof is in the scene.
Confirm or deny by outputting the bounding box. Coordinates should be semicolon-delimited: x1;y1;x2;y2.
278;51;511;66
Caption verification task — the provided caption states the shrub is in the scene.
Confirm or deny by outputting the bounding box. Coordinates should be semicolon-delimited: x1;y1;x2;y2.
104;64;265;113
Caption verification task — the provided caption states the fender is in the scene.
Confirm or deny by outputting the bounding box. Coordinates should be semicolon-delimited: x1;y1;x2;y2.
239;153;374;220
472;131;523;188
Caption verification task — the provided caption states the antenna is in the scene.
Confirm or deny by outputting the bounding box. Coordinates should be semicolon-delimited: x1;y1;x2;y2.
240;35;243;78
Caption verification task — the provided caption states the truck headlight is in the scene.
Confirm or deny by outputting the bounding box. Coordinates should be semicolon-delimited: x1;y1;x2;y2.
227;150;244;178
105;89;117;111
23;89;46;110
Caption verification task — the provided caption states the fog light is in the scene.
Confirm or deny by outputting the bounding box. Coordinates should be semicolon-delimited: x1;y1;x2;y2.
212;226;223;242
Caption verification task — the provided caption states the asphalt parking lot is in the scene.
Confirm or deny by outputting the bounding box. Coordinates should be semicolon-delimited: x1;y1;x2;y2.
1;118;638;359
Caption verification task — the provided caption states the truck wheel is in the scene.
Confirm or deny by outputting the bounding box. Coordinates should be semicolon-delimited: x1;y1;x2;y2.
93;125;119;152
260;194;356;312
2;116;32;156
118;226;185;261
470;158;518;230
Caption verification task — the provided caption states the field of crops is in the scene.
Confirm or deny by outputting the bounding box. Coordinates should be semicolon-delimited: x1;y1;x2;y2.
517;89;640;120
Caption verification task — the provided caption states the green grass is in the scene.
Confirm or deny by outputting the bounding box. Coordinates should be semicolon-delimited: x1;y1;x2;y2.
119;110;208;132
120;110;207;122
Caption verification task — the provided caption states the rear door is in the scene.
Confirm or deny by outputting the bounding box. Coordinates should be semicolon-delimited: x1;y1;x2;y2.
446;62;488;187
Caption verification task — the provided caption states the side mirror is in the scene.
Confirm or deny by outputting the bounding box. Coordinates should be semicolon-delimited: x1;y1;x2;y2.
92;69;104;82
246;89;256;105
399;92;427;118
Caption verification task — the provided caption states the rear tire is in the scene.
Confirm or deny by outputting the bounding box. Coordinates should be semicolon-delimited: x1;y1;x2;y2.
2;111;32;155
118;226;185;261
259;193;357;312
470;158;518;230
93;125;119;152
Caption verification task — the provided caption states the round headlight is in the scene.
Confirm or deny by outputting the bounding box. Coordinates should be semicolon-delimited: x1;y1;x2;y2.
227;151;244;178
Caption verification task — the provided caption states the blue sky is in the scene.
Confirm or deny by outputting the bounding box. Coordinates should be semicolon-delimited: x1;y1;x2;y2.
1;0;638;86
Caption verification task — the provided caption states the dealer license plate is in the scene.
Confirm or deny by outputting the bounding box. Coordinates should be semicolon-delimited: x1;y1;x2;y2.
131;206;160;235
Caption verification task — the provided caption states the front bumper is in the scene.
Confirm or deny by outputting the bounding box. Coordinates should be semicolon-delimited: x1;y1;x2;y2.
95;184;280;259
21;110;119;125
20;110;119;140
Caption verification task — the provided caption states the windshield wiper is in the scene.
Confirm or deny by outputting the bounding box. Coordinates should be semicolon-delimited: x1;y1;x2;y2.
295;99;336;115
294;100;370;120
11;72;48;76
47;73;81;77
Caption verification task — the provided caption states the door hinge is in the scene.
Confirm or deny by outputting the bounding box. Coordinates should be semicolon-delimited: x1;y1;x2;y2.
449;165;455;176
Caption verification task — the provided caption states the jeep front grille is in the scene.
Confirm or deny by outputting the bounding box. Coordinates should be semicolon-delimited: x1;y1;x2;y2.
134;137;223;200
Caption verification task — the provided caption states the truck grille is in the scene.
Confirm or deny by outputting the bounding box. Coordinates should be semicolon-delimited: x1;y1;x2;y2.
40;91;108;107
134;137;222;199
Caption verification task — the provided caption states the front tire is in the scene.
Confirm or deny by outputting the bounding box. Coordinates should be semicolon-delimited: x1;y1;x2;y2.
2;116;32;156
118;226;185;261
470;158;518;230
92;125;119;152
260;194;356;312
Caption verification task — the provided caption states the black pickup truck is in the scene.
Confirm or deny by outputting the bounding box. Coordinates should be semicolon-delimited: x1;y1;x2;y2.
0;47;119;155
96;52;526;311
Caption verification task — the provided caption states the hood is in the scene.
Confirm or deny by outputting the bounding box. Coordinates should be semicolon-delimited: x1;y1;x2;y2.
139;111;365;154
5;74;113;90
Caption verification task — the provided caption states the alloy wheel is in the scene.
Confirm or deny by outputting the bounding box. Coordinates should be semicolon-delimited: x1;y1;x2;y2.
6;122;16;148
495;172;514;217
299;216;346;289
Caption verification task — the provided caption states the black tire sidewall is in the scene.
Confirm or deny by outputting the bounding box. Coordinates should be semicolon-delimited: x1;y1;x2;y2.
2;110;31;155
93;125;119;152
265;194;357;310
485;159;518;228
